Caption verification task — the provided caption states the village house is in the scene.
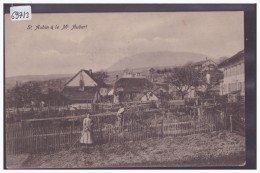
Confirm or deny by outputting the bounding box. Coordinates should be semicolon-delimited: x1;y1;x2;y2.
62;69;107;105
218;50;245;103
178;58;224;100
133;83;170;103
193;59;217;72
133;92;159;103
192;58;223;86
113;72;153;103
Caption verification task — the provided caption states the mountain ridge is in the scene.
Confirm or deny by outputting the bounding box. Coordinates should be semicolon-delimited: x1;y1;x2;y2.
6;51;211;89
107;51;208;71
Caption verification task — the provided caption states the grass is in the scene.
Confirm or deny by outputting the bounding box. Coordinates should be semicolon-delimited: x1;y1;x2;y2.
6;130;245;168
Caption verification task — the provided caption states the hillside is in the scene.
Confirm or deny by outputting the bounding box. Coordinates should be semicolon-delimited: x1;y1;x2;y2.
107;51;207;71
5;51;212;89
5;74;73;90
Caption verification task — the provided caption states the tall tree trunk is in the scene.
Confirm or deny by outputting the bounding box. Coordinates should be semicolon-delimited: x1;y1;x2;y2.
181;93;186;100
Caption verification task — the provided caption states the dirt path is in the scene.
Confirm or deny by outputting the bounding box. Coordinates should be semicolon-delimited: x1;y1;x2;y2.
6;130;245;168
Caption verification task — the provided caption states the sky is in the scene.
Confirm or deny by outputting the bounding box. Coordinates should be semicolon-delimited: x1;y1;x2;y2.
5;12;244;77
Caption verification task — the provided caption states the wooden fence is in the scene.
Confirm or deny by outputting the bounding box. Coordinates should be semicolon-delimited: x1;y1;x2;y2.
6;109;227;155
5;101;152;123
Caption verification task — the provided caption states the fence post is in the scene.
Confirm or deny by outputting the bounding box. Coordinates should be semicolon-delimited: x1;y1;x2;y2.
225;105;228;130
48;100;50;116
155;113;157;138
35;128;38;153
229;114;233;132
13;126;17;154
70;125;72;147
162;119;164;137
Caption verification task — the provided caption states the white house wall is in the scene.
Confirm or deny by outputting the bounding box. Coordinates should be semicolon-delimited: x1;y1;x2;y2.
141;93;159;102
220;60;245;96
66;71;97;87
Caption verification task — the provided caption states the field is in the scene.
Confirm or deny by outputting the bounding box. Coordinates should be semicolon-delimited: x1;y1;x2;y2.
6;130;245;168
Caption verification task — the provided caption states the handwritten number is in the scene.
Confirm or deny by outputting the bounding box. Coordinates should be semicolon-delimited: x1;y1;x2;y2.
25;12;29;18
11;11;30;20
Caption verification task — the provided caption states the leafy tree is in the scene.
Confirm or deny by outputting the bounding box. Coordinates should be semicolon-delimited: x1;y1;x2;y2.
149;68;155;74
45;89;68;106
6;81;43;107
93;71;109;82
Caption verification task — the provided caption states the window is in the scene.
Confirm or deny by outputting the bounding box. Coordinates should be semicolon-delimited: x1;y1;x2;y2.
79;79;85;91
239;64;242;74
226;69;228;77
232;83;236;91
240;82;243;90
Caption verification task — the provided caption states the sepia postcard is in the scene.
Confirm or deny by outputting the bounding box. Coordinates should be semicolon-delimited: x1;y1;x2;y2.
4;4;255;169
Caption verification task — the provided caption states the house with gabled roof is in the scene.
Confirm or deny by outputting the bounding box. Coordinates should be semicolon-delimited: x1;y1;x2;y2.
192;58;218;71
113;75;153;103
62;69;107;104
218;50;244;103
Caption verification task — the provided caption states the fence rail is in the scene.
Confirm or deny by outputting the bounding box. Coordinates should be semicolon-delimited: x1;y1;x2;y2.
5;101;153;123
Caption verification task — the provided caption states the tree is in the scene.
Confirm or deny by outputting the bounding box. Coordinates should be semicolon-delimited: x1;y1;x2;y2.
93;71;109;82
166;65;201;99
6;81;43;107
149;68;155;74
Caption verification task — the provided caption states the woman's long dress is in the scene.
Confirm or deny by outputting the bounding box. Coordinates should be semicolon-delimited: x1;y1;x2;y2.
80;117;93;144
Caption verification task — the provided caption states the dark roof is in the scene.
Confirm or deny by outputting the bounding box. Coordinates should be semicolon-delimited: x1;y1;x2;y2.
154;83;169;91
114;77;153;93
64;69;106;87
62;86;98;102
218;50;244;68
192;59;218;66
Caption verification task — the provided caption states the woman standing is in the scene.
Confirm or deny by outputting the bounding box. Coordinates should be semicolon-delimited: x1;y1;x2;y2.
80;114;93;145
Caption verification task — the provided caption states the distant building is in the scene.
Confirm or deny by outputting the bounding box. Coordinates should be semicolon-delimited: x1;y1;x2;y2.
189;58;223;99
122;71;144;78
184;87;197;99
133;92;159;102
154;83;169;93
113;75;153;103
140;92;159;102
193;59;217;72
192;58;223;86
62;69;107;103
218;50;245;102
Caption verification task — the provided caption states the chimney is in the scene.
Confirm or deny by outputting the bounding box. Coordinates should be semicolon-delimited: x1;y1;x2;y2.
89;69;92;75
116;75;119;81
